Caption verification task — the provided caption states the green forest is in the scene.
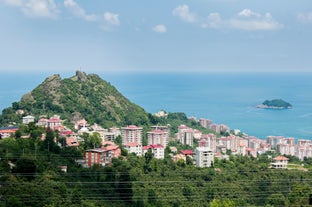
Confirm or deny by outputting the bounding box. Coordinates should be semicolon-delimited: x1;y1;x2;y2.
1;125;312;207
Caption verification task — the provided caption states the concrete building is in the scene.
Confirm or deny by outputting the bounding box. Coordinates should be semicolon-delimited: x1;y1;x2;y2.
85;144;121;167
147;129;169;148
199;134;217;152
271;156;289;169
124;142;142;156
195;147;214;168
22;115;35;124
48;115;62;130
142;144;165;159
199;118;212;129
210;124;220;134
121;125;143;145
177;125;194;147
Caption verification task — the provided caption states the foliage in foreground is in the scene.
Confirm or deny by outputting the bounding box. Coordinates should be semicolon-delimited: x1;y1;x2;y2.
1;134;312;207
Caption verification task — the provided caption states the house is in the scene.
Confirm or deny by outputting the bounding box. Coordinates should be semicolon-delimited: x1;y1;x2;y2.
195;147;214;168
22;115;35;124
48;115;62;130
74;119;88;130
0;126;18;139
66;136;79;147
37;118;48;127
271;156;289;169
181;150;193;156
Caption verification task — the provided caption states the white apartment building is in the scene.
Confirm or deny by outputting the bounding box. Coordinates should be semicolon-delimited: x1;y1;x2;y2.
195;147;214;168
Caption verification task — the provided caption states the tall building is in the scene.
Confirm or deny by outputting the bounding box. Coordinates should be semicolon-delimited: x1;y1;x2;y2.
121;125;143;145
195;147;214;168
199;118;212;129
147;129;169;148
177;125;194;147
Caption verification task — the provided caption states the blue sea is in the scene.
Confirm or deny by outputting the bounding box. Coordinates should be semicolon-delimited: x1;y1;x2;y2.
1;72;312;140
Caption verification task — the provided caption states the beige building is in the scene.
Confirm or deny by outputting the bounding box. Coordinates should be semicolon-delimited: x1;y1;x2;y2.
121;125;143;145
271;156;289;169
147;129;169;148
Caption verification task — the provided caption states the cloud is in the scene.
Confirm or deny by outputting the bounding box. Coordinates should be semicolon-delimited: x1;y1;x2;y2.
172;4;196;23
153;24;167;33
238;9;261;18
103;12;120;26
202;9;282;31
297;12;312;23
4;0;59;18
202;12;222;28
101;12;120;31
64;0;97;21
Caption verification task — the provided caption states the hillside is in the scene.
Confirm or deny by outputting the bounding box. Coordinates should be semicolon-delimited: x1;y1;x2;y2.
0;71;150;127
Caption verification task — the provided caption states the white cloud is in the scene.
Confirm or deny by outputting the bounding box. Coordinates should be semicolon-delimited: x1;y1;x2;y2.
229;19;282;31
104;12;120;26
202;12;222;28
22;0;58;18
231;10;282;30
101;12;120;31
297;12;312;23
153;24;167;33
64;0;97;21
238;9;261;18
203;9;282;31
172;4;196;23
3;0;59;18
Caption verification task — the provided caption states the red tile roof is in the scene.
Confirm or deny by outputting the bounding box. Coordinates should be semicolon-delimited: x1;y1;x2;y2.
181;150;193;155
273;156;289;161
124;142;141;147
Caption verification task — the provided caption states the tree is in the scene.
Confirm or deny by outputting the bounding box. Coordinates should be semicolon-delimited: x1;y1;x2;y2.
12;158;36;180
144;149;154;173
265;193;288;207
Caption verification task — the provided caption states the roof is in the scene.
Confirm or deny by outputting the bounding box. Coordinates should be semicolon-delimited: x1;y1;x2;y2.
151;144;164;149
178;125;189;129
181;150;193;155
0;129;17;133
273;156;289;161
123;125;142;129
104;145;120;151
124;142;141;147
23;115;35;119
49;118;62;122
148;130;166;134
66;137;79;147
142;146;152;150
0;126;18;131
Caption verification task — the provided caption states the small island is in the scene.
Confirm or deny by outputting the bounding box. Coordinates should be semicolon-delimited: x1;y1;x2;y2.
257;99;292;109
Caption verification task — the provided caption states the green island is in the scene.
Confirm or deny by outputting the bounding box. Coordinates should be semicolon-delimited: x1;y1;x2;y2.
257;99;292;109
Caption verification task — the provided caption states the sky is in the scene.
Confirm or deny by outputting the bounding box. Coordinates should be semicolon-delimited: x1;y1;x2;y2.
0;0;312;73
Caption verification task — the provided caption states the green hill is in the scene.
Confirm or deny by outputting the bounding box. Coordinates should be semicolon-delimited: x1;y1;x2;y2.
0;71;150;127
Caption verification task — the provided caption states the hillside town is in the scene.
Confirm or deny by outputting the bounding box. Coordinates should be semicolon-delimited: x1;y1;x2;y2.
2;110;311;170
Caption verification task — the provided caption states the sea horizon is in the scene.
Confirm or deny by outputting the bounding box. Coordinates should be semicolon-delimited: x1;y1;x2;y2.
1;71;312;141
